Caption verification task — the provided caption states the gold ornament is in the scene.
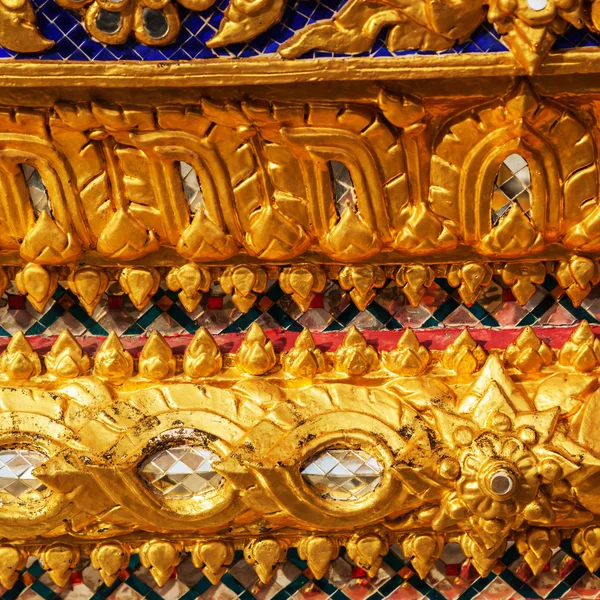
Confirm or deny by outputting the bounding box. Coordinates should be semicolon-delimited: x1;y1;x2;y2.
333;326;379;376
221;266;268;313
191;541;235;585
90;542;130;586
119;267;161;311
183;328;223;378
279;265;327;313
505;327;552;374
237;323;277;375
166;264;212;313
45;330;90;378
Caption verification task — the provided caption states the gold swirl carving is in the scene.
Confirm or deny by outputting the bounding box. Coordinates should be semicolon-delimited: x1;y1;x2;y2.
0;324;598;584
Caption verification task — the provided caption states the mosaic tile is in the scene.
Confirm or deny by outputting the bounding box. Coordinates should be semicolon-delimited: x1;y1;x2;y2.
4;542;599;600
0;274;598;338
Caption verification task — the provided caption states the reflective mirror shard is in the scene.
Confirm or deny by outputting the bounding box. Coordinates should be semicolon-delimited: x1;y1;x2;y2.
301;449;383;501
139;446;223;499
0;449;48;502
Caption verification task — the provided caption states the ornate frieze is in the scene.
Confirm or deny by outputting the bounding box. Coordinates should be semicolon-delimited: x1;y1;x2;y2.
0;324;597;585
6;0;600;72
0;82;598;314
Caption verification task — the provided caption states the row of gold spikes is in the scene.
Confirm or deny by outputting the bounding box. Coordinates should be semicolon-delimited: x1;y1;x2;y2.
2;526;600;591
1;320;599;382
8;256;600;315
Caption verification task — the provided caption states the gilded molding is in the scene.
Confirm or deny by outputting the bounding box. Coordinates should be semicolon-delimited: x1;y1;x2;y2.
0;82;597;312
0;324;598;584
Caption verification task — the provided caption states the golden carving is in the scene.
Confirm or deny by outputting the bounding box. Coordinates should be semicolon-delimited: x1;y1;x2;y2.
166;264;212;313
559;321;600;372
338;266;387;312
333;326;379;376
90;542;131;586
282;329;327;378
0;326;598;582
237;322;277;375
297;537;339;580
119;266;161;311
68;267;109;316
94;331;134;383
45;330;90;378
280;265;327;313
2;0;599;77
15;264;58;313
383;328;430;376
0;545;27;590
556;256;600;307
442;330;487;375
0;332;41;381
505;327;552;374
0;84;594;315
139;540;183;586
221;266;267;314
39;544;80;587
191;541;235;585
139;332;176;381
184;327;223;378
447;263;494;307
244;539;287;584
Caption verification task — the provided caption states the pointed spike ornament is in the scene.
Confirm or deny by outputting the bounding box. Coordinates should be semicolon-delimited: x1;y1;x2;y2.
220;266;267;313
118;266;161;311
39;544;80;587
499;262;546;306
346;534;388;578
282;329;327;378
45;330;90;377
94;332;134;384
191;541;235;585
442;329;487;375
244;538;287;584
0;545;27;590
68;267;109;316
395;265;435;307
338;265;386;311
139;540;183;587
0;332;42;380
383;328;430;376
139;332;176;380
505;327;552;373
334;326;379;376
559;321;600;372
573;527;600;572
91;542;130;586
446;262;493;306
297;537;339;580
15;263;58;313
515;528;560;576
556;257;600;307
237;323;277;375
184;328;223;378
279;264;327;312
402;534;445;579
166;263;212;312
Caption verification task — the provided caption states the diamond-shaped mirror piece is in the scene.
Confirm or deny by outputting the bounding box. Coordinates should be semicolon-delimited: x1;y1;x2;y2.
0;449;48;502
139;446;223;499
301;449;383;501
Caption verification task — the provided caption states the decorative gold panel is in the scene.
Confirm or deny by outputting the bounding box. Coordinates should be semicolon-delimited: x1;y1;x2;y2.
0;81;600;315
0;324;598;585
